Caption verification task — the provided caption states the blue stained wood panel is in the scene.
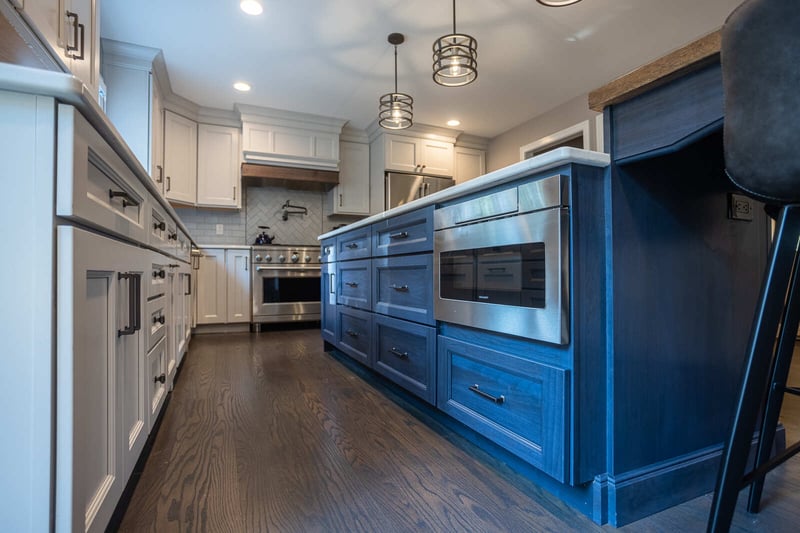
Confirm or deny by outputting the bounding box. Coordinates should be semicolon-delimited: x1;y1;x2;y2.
372;205;434;256
336;258;371;310
373;314;436;404
336;305;372;366
611;62;723;163
438;335;569;483
336;226;372;261
372;254;434;325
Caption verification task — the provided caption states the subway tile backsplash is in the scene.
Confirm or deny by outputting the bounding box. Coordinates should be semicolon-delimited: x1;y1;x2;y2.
176;184;362;246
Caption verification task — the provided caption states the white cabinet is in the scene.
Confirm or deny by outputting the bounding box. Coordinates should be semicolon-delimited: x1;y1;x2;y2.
21;0;101;100
57;225;148;533
382;134;454;177
195;248;250;324
226;249;251;323
163;109;197;205
101;39;163;189
454;146;486;185
196;248;226;324
239;105;346;171
330;141;369;215
197;124;241;208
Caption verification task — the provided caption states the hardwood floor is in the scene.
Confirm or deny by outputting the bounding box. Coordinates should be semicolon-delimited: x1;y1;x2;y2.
116;330;800;532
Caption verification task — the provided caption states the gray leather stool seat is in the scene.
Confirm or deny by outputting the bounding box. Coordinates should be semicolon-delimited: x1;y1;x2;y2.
709;0;800;531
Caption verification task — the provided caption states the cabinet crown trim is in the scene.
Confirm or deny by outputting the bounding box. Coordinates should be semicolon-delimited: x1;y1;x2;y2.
236;104;347;133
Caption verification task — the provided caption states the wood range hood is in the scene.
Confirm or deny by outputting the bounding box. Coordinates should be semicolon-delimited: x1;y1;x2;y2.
241;163;339;191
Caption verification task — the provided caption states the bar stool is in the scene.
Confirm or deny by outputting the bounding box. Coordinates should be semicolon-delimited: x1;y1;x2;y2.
708;0;800;531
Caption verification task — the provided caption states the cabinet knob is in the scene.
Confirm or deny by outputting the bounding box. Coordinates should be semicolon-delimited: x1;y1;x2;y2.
153;269;165;279
153;315;165;325
153;221;166;231
154;373;166;384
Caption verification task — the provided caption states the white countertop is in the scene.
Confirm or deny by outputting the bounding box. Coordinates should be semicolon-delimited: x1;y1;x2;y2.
0;62;196;243
318;147;610;241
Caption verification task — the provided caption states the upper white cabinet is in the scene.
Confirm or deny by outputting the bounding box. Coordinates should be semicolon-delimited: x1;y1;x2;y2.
238;105;346;171
330;140;370;215
101;39;162;183
454;146;486;185
197;124;240;208
163;110;197;206
21;0;101;100
381;134;454;177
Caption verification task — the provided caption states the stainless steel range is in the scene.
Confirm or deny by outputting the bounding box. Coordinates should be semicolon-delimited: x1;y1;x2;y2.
251;244;321;325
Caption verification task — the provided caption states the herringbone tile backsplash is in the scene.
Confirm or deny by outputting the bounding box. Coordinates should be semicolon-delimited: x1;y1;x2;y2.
177;185;358;246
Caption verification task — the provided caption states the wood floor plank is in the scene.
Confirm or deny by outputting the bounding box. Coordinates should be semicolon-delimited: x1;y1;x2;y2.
116;329;800;532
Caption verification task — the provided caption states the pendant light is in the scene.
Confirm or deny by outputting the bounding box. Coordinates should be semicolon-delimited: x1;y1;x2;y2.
432;0;477;87
536;0;583;6
379;33;413;130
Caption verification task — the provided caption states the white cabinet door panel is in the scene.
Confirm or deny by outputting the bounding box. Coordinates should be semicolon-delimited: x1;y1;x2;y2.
226;249;251;323
163;110;197;205
196;248;227;324
197;124;240;208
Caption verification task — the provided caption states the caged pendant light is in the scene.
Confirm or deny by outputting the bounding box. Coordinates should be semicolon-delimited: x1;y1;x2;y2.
379;33;414;130
536;0;584;6
432;0;477;87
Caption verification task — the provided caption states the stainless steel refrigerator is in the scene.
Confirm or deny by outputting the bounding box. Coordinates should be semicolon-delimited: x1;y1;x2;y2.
385;172;455;210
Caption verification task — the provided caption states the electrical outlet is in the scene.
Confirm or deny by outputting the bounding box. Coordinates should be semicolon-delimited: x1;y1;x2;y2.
216;224;224;235
728;193;753;221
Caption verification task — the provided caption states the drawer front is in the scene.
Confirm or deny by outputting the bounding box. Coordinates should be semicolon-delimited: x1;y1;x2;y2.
56;104;148;244
373;254;434;325
146;336;168;431
373;315;436;404
337;259;371;310
321;238;336;263
149;204;168;249
336;305;372;366
438;335;569;483
372;206;434;256
336;227;371;261
146;295;167;351
176;231;191;262
149;260;168;298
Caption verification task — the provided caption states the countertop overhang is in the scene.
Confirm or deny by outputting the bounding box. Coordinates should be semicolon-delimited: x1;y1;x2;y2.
318;147;609;241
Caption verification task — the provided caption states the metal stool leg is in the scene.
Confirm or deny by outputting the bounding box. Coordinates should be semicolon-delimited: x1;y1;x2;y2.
747;255;800;512
708;205;800;532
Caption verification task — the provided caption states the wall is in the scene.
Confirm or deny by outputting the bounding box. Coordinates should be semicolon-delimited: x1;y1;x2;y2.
176;185;356;246
487;93;602;172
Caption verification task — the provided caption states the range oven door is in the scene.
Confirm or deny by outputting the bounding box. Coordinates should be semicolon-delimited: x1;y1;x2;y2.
252;266;321;322
434;208;569;344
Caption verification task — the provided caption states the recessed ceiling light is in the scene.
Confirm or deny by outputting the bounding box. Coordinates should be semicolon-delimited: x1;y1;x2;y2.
447;119;461;127
233;81;251;92
240;0;263;16
536;0;583;6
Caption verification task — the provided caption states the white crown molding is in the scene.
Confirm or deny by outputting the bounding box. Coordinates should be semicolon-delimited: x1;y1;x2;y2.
100;38;160;70
455;133;490;150
366;119;460;143
235;104;347;133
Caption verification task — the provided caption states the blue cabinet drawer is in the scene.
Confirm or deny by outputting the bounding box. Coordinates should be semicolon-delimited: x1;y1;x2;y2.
336;305;372;366
373;315;436;404
336;226;371;261
438;335;569;483
337;259;371;310
372;254;434;325
372;206;434;256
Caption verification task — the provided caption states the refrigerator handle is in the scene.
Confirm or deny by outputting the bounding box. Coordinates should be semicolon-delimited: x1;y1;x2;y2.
424;182;429;196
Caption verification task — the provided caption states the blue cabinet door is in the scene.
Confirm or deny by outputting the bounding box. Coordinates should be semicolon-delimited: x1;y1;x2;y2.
336;305;372;366
336;259;371;310
438;334;569;483
372;254;434;325
373;314;436;404
372;205;434;256
336;226;372;261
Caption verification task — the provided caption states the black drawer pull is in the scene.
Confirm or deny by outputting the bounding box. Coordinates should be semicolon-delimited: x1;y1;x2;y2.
109;189;140;208
389;347;409;359
153;315;165;325
389;231;409;239
345;281;359;288
153;269;166;279
346;242;359;249
390;284;409;292
469;384;505;405
154;373;166;384
153;220;166;231
345;329;359;338
488;267;507;273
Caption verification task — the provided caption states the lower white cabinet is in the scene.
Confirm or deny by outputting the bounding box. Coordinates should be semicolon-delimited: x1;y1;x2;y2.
146;336;168;432
57;225;149;533
196;247;250;324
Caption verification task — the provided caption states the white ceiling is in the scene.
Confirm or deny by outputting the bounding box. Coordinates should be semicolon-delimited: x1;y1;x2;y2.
100;0;743;139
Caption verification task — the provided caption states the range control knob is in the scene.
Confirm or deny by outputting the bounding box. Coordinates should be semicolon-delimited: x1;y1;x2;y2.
265;254;272;262
291;254;299;263
318;255;322;262
305;255;311;263
254;254;262;262
278;255;286;263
